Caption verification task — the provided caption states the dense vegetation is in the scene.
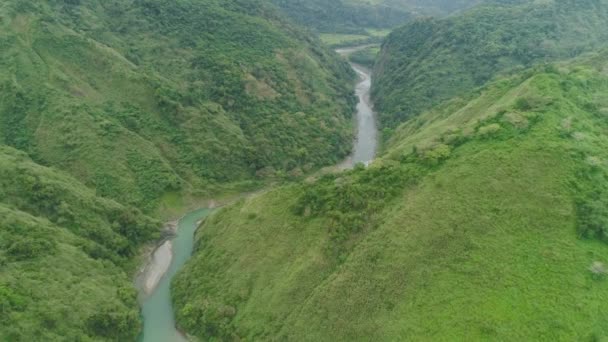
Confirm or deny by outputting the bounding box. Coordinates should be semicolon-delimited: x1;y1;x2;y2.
401;0;482;14
7;0;608;340
373;0;608;132
0;146;159;340
270;0;482;34
173;51;608;340
0;0;356;211
270;0;411;34
0;0;359;339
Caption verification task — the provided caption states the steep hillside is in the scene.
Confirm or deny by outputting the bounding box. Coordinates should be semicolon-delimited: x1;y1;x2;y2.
0;146;159;340
373;0;608;131
173;51;608;340
0;0;360;339
0;0;356;210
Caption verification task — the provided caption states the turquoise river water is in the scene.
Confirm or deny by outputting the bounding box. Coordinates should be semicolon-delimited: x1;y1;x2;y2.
137;44;377;342
138;208;211;342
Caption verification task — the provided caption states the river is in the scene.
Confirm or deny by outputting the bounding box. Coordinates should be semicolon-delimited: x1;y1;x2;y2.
137;45;378;342
337;45;379;168
137;209;211;342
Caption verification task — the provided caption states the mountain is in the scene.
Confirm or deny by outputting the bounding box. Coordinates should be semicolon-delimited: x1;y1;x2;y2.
0;146;159;340
0;0;358;339
270;0;481;34
373;0;608;131
384;0;483;15
0;0;356;211
270;0;412;34
172;50;608;340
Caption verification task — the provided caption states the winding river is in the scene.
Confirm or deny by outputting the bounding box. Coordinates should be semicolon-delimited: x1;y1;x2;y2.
138;209;211;342
137;45;378;341
337;45;379;167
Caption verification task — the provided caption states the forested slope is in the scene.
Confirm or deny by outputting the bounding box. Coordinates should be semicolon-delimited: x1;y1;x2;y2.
373;0;608;131
0;146;159;340
0;0;358;339
0;0;356;211
270;0;411;33
270;0;481;34
173;50;608;340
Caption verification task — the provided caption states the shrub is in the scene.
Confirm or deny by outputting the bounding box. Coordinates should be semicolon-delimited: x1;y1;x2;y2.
86;306;139;340
477;123;502;138
422;144;452;166
589;261;608;280
576;196;608;242
6;237;57;261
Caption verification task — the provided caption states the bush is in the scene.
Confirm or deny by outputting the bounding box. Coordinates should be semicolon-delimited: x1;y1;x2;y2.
589;261;608;280
86;306;139;340
477;123;502;138
422;144;452;166
576;195;608;242
6;237;57;261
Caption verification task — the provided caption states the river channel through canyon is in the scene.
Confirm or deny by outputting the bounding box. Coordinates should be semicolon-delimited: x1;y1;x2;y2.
137;45;378;341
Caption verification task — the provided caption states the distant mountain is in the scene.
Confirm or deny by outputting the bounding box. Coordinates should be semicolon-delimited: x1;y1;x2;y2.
270;0;481;33
270;0;411;33
384;0;483;15
373;0;608;130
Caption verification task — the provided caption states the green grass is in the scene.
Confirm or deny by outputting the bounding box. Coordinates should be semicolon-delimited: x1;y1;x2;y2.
320;33;371;46
173;51;608;340
318;29;390;46
366;28;391;37
320;29;391;48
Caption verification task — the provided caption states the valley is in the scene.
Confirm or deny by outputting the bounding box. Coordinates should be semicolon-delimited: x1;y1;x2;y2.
138;43;380;341
138;209;212;342
2;0;608;341
337;45;379;167
173;48;608;341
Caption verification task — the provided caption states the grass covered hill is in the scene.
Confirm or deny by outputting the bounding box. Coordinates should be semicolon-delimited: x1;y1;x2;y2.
373;0;608;131
0;146;160;340
0;0;356;210
172;50;608;340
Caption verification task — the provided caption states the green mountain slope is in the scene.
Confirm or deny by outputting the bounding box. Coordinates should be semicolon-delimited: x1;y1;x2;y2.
373;0;608;131
173;51;608;340
0;146;159;340
0;0;356;210
0;0;360;339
